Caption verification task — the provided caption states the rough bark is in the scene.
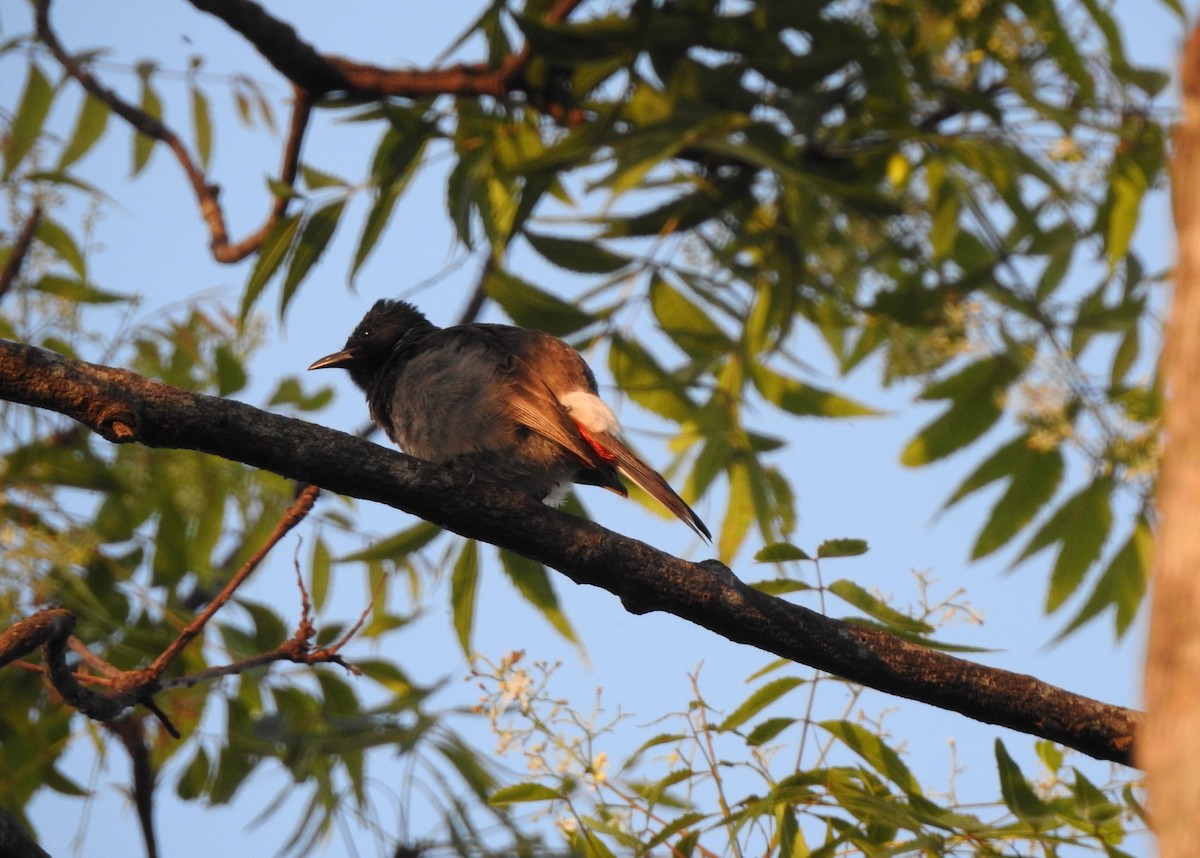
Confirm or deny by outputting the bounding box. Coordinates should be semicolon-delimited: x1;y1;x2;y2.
1140;22;1200;855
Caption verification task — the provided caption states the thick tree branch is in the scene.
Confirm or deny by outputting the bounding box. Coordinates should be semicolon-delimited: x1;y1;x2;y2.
0;340;1139;764
185;0;586;99
0;806;50;858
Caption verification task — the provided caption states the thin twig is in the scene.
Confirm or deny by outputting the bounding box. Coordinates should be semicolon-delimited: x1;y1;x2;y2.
148;483;320;677
0;204;42;303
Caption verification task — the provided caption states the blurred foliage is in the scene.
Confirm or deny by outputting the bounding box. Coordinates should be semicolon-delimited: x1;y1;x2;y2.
0;0;1176;854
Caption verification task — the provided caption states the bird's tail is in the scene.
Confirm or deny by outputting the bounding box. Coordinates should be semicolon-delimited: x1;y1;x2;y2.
590;431;711;541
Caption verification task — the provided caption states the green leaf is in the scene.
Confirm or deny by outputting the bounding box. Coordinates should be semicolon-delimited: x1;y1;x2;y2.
485;267;594;336
970;444;1065;560
32;274;128;304
176;749;210;800
649;276;733;359
300;164;348;190
525;230;630;274
351;185;401;281
488;782;561;805
280;199;346;319
1015;477;1114;612
1057;515;1151;639
751;362;880;418
944;434;1029;507
995;739;1054;826
240;214;300;322
213;344;248;396
151;499;190;586
745;717;796;747
608;335;696;423
266;376;334;412
498;549;578;645
901;388;1003;467
310;537;331;612
828;579;932;635
719;676;804;732
816;538;868;558
749;578;812;596
190;83;213;169
338;521;442;562
640;812;708;853
822;720;921;795
1104;160;1148;270
450;539;479;657
4;63;54;180
132;64;162;176
754;542;811;563
35;219;87;278
1072;768;1122;824
719;457;755;563
58;93;110;170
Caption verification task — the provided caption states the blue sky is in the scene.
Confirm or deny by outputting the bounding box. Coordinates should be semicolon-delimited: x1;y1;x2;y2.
0;0;1191;854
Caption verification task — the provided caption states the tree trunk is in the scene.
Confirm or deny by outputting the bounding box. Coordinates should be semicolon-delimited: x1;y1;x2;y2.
1142;23;1200;856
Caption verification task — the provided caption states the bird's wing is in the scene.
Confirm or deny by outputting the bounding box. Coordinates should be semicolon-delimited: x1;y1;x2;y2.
456;325;606;468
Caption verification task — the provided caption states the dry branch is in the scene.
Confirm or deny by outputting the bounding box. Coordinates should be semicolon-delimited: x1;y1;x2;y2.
0;339;1140;764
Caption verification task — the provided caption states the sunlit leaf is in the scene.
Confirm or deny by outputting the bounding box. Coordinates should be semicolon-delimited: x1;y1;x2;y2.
4;63;54;180
450;539;479;656
35;219;87;278
1015;477;1114;612
525;230;630;274
1057;515;1151;639
190;83;213;169
338;521;442;562
754;542;811;563
719;676;804;732
995;739;1054;827
829;580;932;635
499;549;579;645
310;537;331;612
971;444;1065;560
485;267;593;336
132;63;163;176
280;198;347;319
488;782;561;805
823;720;921;795
751;362;880;418
608;334;696;422
213;344;247;396
241;214;300;322
33;275;127;304
817;539;868;558
58;92;110;170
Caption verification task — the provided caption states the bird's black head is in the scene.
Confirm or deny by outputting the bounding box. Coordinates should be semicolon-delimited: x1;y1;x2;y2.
308;300;434;392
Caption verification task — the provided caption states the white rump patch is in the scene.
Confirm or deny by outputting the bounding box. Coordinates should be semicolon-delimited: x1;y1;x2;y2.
559;390;620;433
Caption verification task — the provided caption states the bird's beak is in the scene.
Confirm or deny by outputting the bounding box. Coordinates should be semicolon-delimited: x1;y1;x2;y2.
307;349;356;371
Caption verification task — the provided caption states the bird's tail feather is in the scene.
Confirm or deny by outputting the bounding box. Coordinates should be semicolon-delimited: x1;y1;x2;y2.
595;432;711;541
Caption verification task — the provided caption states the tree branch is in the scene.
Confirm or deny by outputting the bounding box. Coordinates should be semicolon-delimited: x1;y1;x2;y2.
35;0;310;264
0;204;42;303
0;339;1140;765
184;0;586;99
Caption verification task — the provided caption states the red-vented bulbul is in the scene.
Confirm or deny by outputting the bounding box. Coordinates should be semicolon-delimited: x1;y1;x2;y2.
309;300;711;540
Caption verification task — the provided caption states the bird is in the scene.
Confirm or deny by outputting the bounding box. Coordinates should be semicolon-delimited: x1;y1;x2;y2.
308;299;710;540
